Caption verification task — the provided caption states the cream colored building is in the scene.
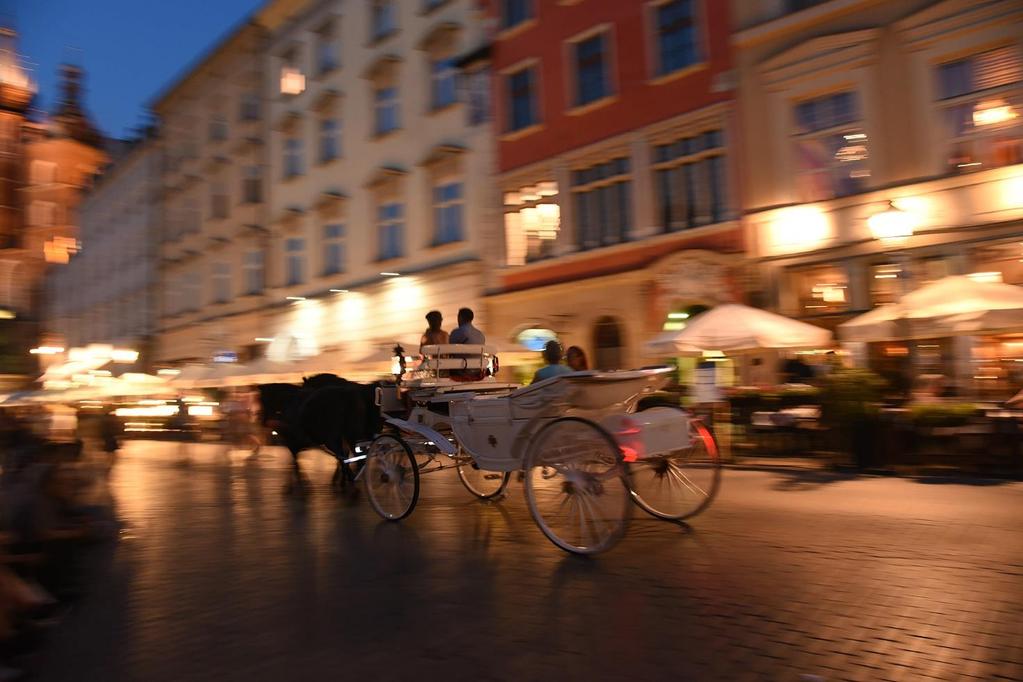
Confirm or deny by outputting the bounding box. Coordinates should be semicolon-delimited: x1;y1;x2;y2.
261;0;499;372
153;1;308;365
734;0;1023;394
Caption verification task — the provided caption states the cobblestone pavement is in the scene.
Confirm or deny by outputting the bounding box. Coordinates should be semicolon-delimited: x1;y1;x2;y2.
34;440;1023;681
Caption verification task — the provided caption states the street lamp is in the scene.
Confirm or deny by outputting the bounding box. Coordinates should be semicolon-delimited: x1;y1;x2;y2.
868;200;915;242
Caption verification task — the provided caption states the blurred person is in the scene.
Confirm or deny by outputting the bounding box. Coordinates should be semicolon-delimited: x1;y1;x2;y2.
419;310;448;351
532;341;573;383
170;397;193;465
98;409;122;468
449;307;485;345
565;346;589;372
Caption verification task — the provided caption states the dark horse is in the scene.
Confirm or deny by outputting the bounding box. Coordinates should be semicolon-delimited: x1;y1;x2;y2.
258;374;381;493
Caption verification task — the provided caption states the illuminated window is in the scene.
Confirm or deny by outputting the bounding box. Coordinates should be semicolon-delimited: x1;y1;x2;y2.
788;263;849;315
654;0;699;77
322;223;345;275
936;46;1022;173
506;65;538;131
503;180;559;265
375;86;399;135
653;129;729;231
573;157;631;249
869;263;905;307
573;32;610;106
280;49;305;95
377;202;404;260
793;91;870;201
285;238;306;286
433;181;463;245
43;236;79;264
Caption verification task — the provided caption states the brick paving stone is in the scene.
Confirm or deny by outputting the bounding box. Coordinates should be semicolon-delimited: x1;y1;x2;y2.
24;441;1023;681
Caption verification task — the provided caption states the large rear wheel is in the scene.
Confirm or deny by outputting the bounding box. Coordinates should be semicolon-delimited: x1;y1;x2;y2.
365;434;419;521
524;417;631;555
628;412;721;521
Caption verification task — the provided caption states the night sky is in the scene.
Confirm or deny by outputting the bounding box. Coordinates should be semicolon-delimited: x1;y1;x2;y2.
16;0;264;140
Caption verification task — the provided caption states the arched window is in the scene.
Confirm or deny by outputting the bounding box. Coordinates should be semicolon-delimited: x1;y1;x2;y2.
592;316;623;370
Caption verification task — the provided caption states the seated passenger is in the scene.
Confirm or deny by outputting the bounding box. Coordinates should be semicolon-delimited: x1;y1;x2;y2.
532;341;573;384
420;310;449;352
449;307;485;345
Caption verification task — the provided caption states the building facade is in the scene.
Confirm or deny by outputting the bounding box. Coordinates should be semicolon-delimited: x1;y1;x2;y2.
261;0;499;373
0;27;106;384
46;138;161;360
481;0;740;377
734;0;1023;394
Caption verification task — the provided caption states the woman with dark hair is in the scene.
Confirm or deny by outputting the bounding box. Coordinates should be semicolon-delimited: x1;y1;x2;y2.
565;346;588;371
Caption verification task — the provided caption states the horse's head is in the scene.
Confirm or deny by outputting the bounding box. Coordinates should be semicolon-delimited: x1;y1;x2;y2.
302;373;352;391
257;383;301;425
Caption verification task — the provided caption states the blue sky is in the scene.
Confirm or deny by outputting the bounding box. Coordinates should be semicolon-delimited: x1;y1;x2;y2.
17;0;264;139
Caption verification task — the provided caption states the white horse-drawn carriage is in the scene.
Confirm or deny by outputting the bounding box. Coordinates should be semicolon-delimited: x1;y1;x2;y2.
365;344;720;554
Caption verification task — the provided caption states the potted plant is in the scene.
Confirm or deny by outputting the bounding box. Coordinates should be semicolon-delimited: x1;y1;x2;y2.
819;368;886;469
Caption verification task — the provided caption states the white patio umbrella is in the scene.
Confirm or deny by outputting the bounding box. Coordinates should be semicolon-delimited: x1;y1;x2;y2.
645;304;833;355
839;276;1023;342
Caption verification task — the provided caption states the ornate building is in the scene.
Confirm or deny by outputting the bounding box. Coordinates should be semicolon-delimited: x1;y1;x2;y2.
0;26;106;384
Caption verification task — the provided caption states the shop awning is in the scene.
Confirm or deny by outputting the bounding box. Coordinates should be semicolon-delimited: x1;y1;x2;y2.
839;276;1023;342
645;304;833;355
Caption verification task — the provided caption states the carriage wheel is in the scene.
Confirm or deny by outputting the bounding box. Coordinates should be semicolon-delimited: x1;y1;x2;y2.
524;417;631;555
456;452;510;500
365;434;420;521
628;411;721;521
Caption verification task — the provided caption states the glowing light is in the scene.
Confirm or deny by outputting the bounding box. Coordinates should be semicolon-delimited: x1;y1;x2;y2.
286;296;306;301
769;205;831;252
379;272;401;277
329;289;348;293
967;271;1003;284
536;181;558;197
30;346;65;355
254;337;274;343
868;200;916;242
0;310;14;320
110;349;139;363
667;312;690;320
843;133;867;141
157;369;180;376
280;67;306;95
519;186;539;202
972;100;1017;127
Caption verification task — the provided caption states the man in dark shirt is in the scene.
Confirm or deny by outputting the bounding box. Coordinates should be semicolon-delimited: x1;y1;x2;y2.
448;307;485;345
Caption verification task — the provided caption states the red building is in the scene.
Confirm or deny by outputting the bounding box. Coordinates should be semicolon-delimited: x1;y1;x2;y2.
482;0;743;377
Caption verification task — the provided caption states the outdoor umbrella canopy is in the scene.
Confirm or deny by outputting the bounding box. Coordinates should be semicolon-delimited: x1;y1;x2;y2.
839;276;1023;342
644;303;833;355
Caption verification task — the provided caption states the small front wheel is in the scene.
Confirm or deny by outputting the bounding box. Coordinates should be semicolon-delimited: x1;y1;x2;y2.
524;417;631;555
456;455;510;499
365;434;419;521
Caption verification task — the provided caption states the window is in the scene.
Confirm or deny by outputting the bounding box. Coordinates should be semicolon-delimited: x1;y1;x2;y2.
507;66;538;131
319;119;340;163
210;182;228;219
316;21;338;75
371;0;397;41
377;202;404;260
285;238;306;286
936;45;1022;173
793;91;870;201
322;223;345;275
209;114;228;141
212;262;231;304
653;129;729;231
503;181;560;265
242;166;262;204
655;0;699;76
244;250;264;294
788;263;848;316
375;86;400;135
869;263;907;307
433;181;463;245
423;0;447;12
284;137;303;179
240;92;260;121
573;157;631;249
502;0;532;30
280;49;305;95
574;33;610;106
30;160;56;184
28;201;57;227
466;65;491;126
431;57;457;110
